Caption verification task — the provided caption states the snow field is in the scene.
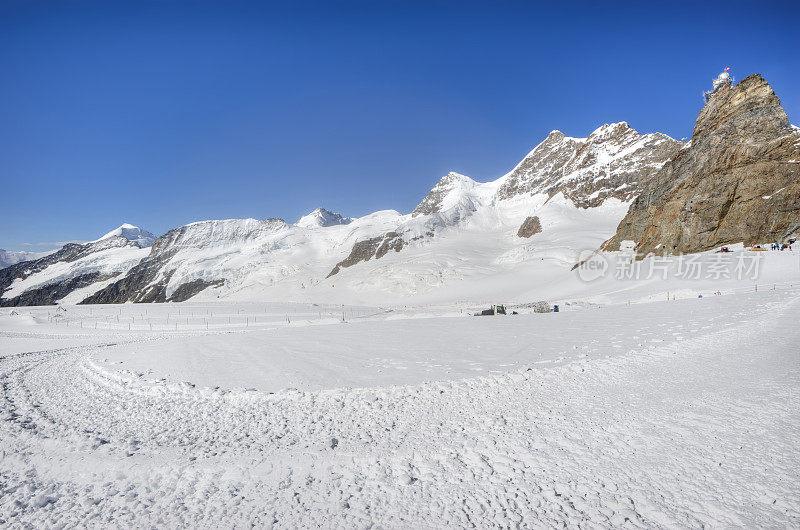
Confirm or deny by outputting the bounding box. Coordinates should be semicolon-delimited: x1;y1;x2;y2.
1;287;799;526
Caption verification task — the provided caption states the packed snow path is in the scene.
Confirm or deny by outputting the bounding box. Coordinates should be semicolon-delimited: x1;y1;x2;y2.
1;292;799;527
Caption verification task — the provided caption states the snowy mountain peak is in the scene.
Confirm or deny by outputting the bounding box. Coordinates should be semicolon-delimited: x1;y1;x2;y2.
95;224;156;248
442;171;474;183
497;122;684;207
412;172;478;216
589;122;631;139
296;208;353;228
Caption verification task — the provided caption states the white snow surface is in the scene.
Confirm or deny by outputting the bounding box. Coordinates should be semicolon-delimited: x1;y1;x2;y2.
94;223;156;247
1;275;799;526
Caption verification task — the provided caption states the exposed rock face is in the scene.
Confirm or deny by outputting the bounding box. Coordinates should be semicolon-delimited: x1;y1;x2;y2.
327;232;407;277
517;216;542;238
602;74;800;256
0;272;121;307
166;279;226;303
497;123;684;207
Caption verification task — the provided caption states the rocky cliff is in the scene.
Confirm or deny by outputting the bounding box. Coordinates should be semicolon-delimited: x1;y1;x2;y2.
517;216;542;238
602;74;800;256
497;123;684;207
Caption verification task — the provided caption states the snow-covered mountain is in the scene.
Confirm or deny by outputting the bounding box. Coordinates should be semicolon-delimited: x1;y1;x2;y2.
1;122;685;306
496;122;683;207
295;208;353;228
326;123;684;278
0;225;154;306
93;223;156;247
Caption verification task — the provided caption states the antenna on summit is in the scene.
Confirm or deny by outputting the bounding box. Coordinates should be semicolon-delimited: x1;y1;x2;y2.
703;67;734;102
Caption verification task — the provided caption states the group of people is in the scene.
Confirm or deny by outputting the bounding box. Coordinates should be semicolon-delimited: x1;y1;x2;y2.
770;242;793;251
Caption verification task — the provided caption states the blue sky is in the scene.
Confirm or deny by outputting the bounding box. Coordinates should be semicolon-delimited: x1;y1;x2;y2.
1;1;798;251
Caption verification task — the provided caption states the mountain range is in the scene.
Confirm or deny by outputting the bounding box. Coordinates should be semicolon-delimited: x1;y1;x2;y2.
1;74;797;307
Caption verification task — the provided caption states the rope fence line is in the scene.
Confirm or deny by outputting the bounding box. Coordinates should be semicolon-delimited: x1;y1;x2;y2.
45;303;390;331
33;280;799;330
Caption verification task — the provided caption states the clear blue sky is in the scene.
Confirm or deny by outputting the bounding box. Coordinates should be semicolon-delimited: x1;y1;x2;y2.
1;0;798;250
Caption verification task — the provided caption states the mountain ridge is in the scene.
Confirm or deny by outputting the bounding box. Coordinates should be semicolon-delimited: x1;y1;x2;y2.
2;74;795;306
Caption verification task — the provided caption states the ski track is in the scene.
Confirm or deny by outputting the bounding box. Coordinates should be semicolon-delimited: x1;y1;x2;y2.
1;296;799;527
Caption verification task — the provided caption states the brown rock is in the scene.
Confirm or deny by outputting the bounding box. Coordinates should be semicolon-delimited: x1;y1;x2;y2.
517;216;542;238
602;74;800;256
326;232;407;277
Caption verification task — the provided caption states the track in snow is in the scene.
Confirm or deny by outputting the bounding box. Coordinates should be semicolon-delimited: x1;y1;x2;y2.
1;292;799;527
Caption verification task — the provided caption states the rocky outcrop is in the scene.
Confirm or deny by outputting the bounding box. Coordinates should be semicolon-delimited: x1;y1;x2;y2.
327;232;408;277
497;123;684;207
168;279;226;302
602;74;800;256
517;216;542;238
0;272;121;307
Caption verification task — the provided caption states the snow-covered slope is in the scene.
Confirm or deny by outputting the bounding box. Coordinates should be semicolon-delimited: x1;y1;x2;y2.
2;279;799;526
83;212;406;304
0;225;155;306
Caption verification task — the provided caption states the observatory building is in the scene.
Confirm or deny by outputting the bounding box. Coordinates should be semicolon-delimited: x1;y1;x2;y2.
704;67;733;102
